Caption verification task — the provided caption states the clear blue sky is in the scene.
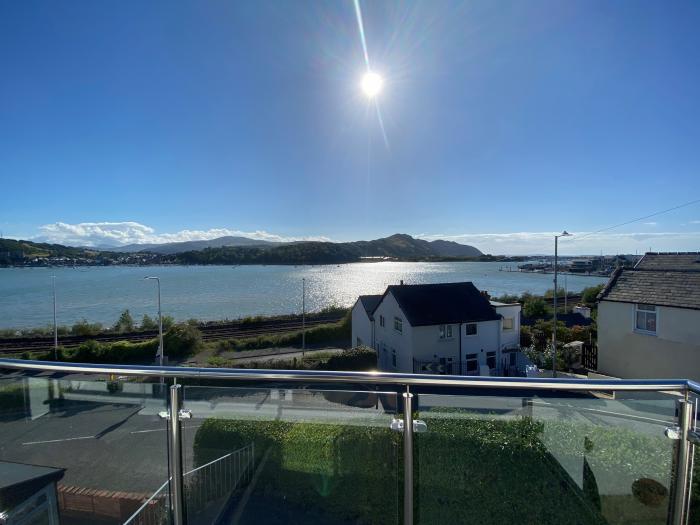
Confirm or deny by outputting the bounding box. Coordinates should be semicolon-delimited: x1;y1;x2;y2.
1;0;699;254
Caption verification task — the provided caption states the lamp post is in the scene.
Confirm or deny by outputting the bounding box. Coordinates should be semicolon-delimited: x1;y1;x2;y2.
144;277;164;367
52;275;58;360
302;278;306;358
552;231;571;377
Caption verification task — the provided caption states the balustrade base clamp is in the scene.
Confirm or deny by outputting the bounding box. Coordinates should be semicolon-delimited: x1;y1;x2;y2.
390;417;427;433
158;409;192;421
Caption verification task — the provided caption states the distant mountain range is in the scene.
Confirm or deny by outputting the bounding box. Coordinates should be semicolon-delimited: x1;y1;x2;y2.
171;233;483;264
117;236;276;255
1;234;489;266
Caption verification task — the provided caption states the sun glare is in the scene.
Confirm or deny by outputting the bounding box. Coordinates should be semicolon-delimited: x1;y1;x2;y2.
361;71;383;98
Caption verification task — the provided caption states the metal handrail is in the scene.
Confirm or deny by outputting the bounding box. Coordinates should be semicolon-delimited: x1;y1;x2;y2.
0;358;692;392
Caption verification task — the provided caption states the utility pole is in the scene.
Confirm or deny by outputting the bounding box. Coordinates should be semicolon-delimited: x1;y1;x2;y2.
302;278;306;358
564;273;568;313
52;275;58;360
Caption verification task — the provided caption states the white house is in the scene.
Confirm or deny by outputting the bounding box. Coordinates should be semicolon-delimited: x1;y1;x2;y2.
351;282;521;376
597;252;700;382
351;294;382;348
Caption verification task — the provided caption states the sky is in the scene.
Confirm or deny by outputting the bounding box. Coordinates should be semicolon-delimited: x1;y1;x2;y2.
1;0;699;255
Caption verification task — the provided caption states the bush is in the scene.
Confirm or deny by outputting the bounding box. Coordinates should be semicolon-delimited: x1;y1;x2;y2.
523;297;548;318
582;284;605;306
71;319;103;336
163;323;202;357
324;346;376;371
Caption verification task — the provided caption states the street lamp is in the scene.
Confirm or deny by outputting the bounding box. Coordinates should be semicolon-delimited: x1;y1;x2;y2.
144;277;164;367
552;231;572;377
302;278;306;358
52;275;58;360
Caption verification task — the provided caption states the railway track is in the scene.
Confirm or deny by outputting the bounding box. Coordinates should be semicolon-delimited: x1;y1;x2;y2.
0;313;345;354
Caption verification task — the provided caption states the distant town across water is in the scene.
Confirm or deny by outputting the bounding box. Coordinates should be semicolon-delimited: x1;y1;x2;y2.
0;261;609;329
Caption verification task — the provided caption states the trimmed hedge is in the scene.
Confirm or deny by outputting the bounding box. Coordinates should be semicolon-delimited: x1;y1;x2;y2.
194;418;400;524
194;410;683;525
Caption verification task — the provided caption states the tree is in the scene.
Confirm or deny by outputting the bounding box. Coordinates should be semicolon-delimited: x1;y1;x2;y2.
523;297;547;319
113;309;135;333
581;284;605;306
141;314;158;331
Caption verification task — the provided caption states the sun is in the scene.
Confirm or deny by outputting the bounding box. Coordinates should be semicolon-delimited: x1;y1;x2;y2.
361;71;383;98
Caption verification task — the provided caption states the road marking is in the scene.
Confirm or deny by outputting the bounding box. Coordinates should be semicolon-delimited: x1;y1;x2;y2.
23;435;95;445
130;425;199;435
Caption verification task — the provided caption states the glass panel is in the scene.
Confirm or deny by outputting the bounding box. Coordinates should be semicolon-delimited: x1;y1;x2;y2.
0;374;170;525
636;311;646;330
181;385;400;525
415;389;677;525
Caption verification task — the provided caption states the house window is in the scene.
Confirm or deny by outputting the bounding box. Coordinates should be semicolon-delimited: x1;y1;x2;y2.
379;315;385;327
635;304;657;334
465;323;477;336
486;351;496;370
503;318;514;330
394;316;403;333
439;325;453;339
392;349;397;368
465;353;478;374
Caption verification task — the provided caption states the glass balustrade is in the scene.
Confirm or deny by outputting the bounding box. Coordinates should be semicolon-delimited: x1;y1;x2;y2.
0;360;697;525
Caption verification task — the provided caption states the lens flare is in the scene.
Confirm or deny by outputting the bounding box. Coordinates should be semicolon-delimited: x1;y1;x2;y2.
361;71;383;98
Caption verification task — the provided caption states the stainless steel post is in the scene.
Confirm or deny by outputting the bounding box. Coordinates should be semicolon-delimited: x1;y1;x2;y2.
403;387;414;525
671;399;693;525
168;385;186;525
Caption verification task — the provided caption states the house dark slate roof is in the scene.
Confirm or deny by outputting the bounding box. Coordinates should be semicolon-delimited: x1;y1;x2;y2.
383;282;500;326
358;295;382;320
599;252;700;310
635;252;700;271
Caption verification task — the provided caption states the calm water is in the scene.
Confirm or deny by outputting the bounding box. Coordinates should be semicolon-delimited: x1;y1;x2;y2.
0;263;608;329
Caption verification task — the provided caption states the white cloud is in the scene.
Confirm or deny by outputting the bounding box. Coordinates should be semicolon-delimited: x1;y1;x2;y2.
34;222;331;247
643;222;657;226
415;231;700;255
690;220;700;224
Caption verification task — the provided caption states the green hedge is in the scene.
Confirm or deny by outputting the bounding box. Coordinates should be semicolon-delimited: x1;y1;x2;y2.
194;418;400;524
43;323;202;364
194;411;685;525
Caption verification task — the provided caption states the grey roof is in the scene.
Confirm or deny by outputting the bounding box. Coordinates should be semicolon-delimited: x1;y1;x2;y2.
635;252;700;271
0;461;64;491
599;268;700;310
358;295;382;320
382;282;500;326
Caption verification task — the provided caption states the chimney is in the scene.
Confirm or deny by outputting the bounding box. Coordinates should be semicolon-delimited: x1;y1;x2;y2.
481;290;490;300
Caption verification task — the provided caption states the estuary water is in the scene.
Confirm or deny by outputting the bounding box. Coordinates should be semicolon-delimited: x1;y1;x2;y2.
0;262;608;329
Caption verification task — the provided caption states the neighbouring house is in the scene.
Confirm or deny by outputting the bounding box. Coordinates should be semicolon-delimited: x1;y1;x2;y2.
596;252;700;382
351;282;522;376
351;294;382;348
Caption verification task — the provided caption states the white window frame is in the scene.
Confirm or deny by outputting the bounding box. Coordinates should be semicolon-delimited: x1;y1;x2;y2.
394;316;403;333
502;318;514;331
465;353;479;374
439;324;453;340
634;304;657;335
465;323;478;336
